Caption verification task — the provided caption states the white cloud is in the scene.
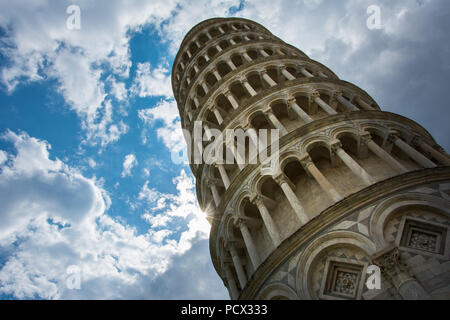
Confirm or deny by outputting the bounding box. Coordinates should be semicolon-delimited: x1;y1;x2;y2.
87;158;97;169
142;168;150;178
0;0;177;147
0;131;222;299
131;62;173;99
109;77;128;102
0;150;7;165
138;99;186;155
121;154;138;178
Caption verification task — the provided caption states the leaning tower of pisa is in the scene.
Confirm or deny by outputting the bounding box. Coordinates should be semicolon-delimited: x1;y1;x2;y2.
171;17;450;300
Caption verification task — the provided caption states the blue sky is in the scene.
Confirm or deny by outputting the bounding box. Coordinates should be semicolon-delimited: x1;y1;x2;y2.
0;0;449;299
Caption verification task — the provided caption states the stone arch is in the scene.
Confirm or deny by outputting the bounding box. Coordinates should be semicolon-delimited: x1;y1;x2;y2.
246;70;264;93
303;136;331;154
257;282;299;300
369;193;450;250
332;127;361;158
296;230;376;299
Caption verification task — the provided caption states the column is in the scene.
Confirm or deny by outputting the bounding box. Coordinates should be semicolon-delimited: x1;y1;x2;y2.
186;50;192;58
288;98;313;124
226;58;237;70
215;44;223;53
218;26;225;34
412;137;450;166
274;174;309;225
390;135;436;168
372;246;432;300
259;49;269;57
281;67;296;80
212;107;223;124
204;53;210;62
229;38;237;46
361;133;408;174
193;96;200;109
276;48;285;55
242;78;257;96
200;81;209;94
318;71;328;78
264;110;288;136
242;52;253;63
195;40;201;48
335;92;359;112
236;218;261;269
300;67;314;78
260;70;277;87
206;31;212;40
243;125;260;154
194;65;199;73
209;182;221;207
224;264;239;299
312;92;338;115
355;96;374;110
216;163;231;189
331;140;375;186
226;136;245;170
204;124;213;140
299;154;342;202
244;35;251;41
224;90;240;109
228;243;247;289
212;68;222;82
251;194;282;247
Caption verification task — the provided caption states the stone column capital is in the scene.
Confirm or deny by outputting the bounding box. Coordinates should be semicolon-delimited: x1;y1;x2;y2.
360;131;373;144
263;108;274;116
287;97;297;105
238;76;249;84
330;139;343;154
256;68;267;75
207;180;217;188
387;133;399;144
234;217;248;228
249;193;263;207
411;135;422;148
224;90;232;97
311;91;321;99
273;173;288;186
225;240;238;251
333;91;344;99
371;245;410;286
298;153;314;169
